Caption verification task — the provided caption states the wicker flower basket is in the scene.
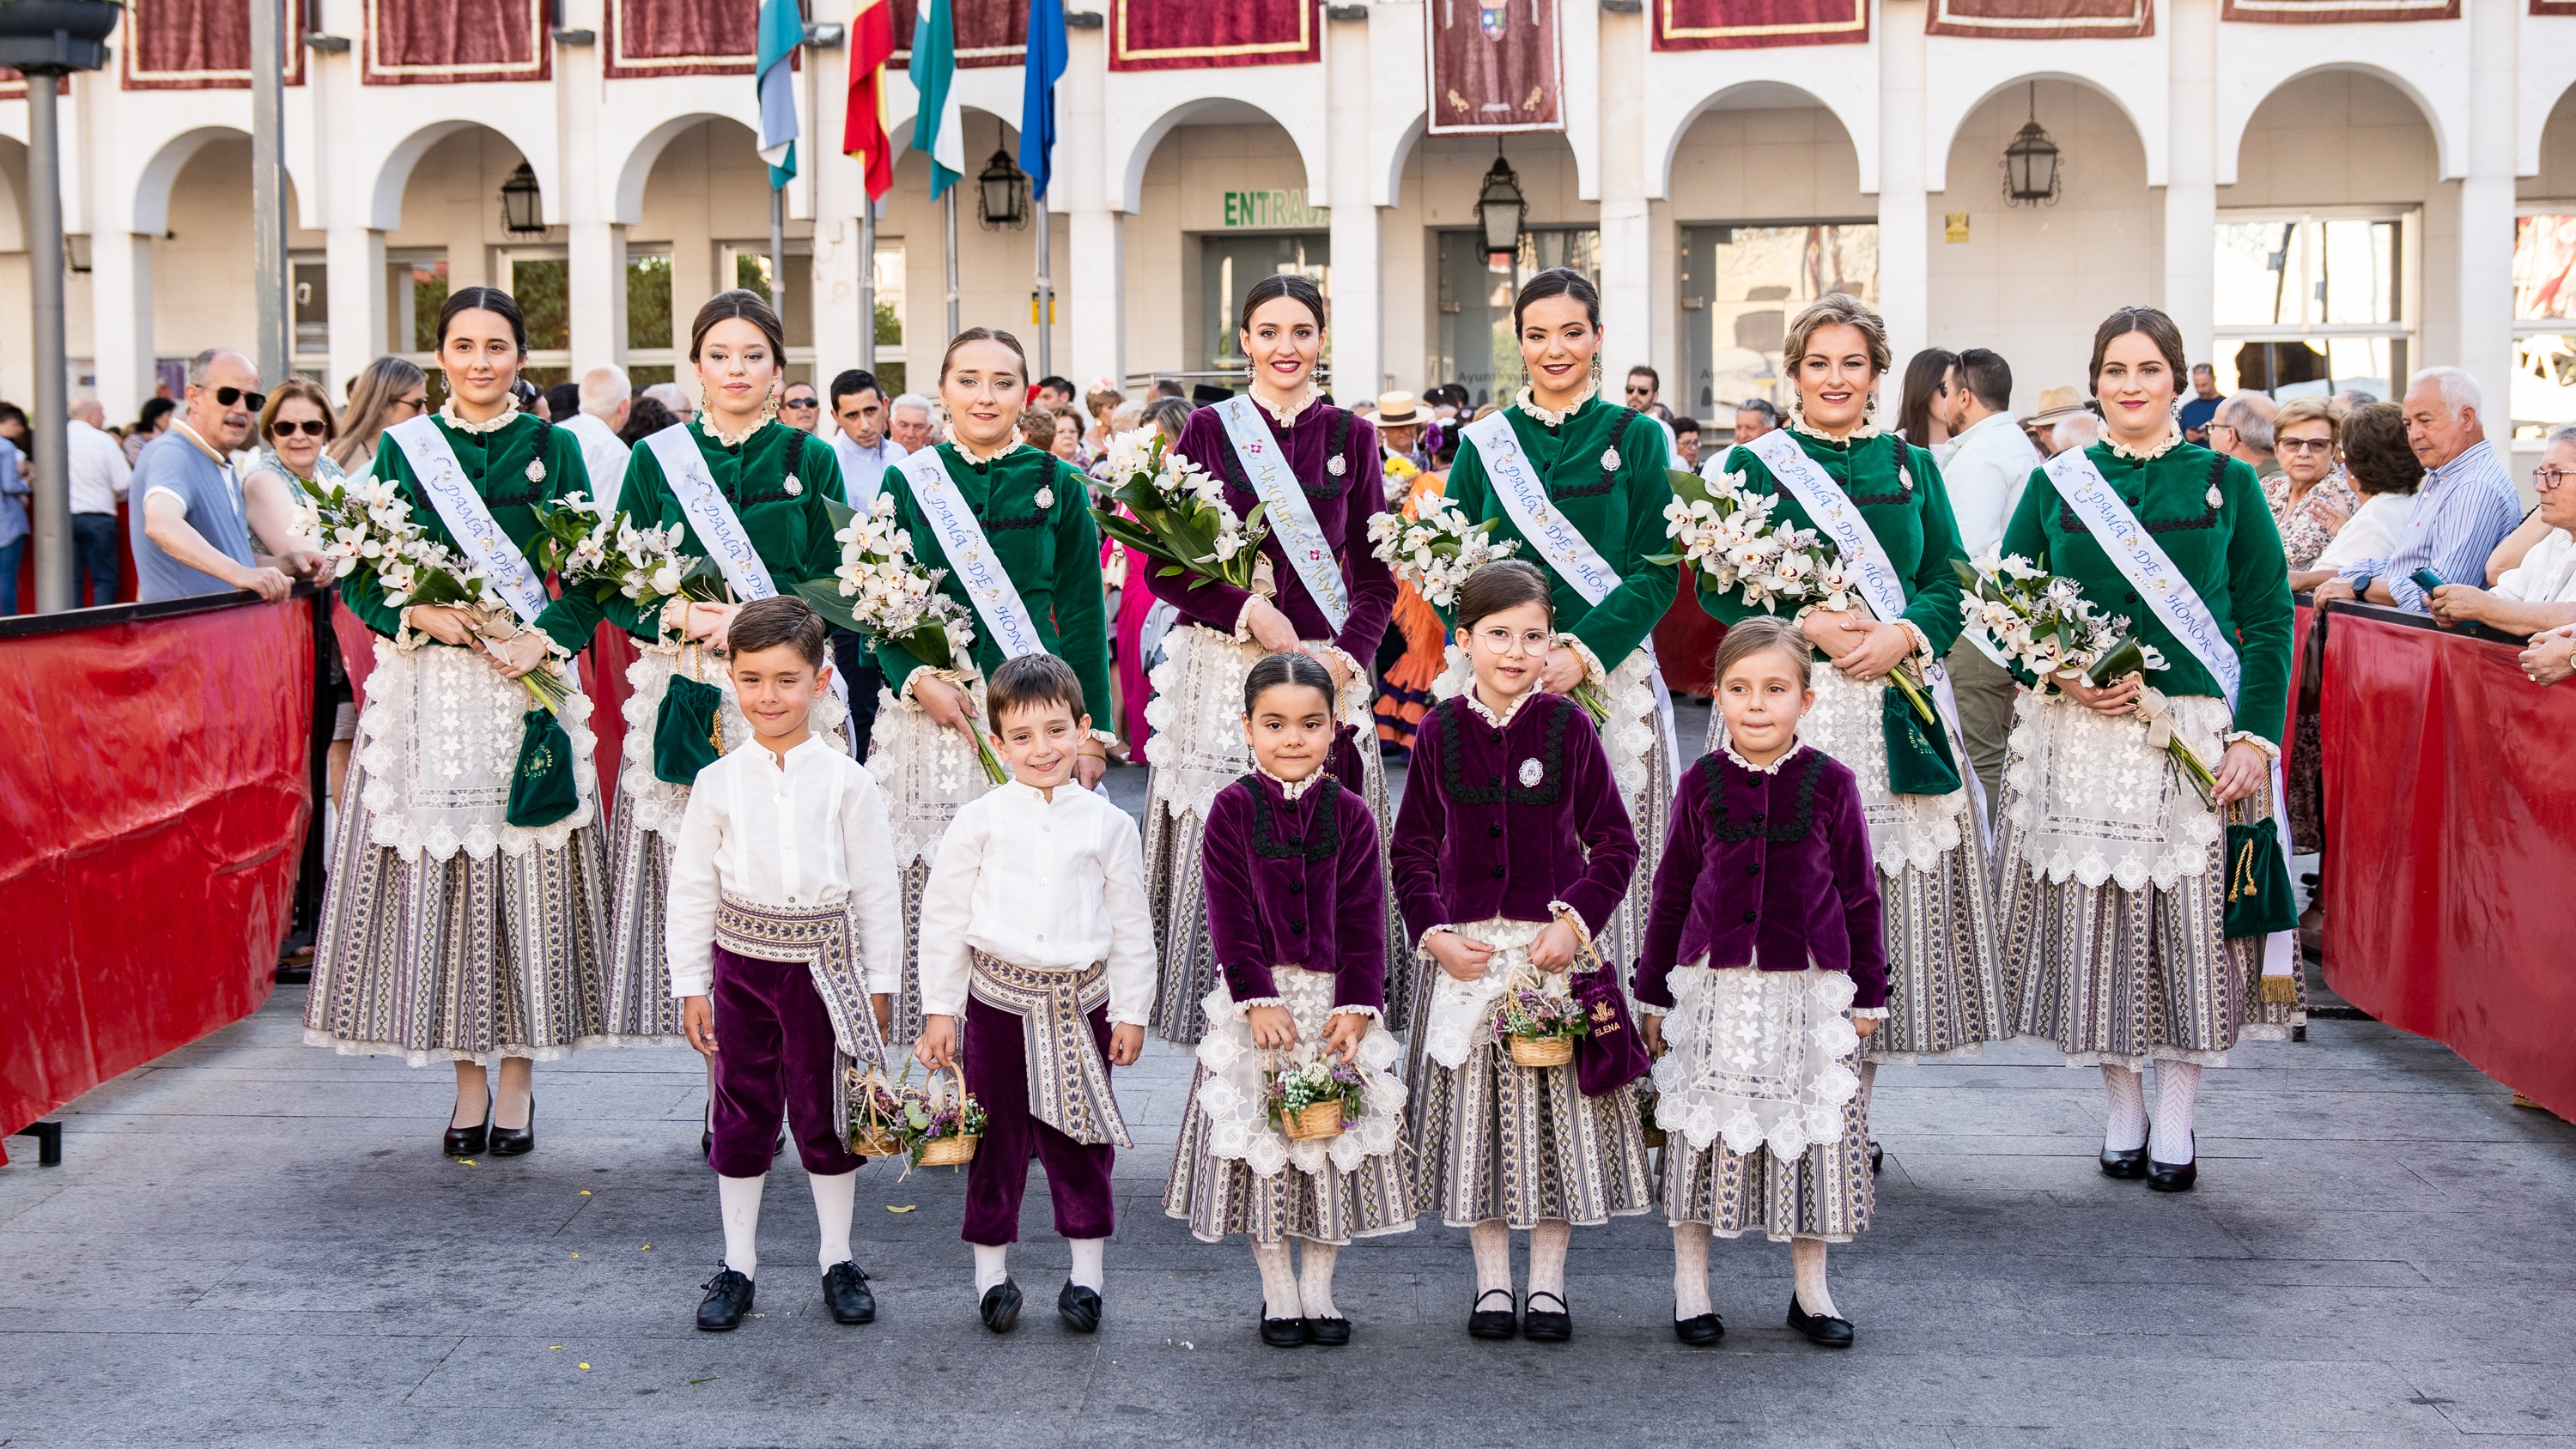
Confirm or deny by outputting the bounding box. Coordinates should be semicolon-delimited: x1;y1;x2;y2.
913;1064;981;1167
1508;1034;1575;1069
1281;1099;1346;1142
847;1066;907;1159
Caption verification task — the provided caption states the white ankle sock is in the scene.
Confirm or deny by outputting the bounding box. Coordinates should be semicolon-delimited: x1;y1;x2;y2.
1468;1220;1514;1300
1528;1220;1572;1304
809;1169;856;1270
2152;1062;2201;1164
973;1243;1010;1299
718;1173;766;1279
1067;1236;1106;1292
1253;1240;1301;1319
1671;1224;1712;1319
1297;1241;1341;1320
1790;1236;1838;1319
2102;1064;2148;1152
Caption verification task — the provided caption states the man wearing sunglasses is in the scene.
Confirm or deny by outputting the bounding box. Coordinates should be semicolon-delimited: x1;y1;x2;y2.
779;380;823;434
131;348;295;604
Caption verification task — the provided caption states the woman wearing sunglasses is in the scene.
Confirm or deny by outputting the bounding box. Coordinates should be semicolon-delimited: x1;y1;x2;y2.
241;379;356;811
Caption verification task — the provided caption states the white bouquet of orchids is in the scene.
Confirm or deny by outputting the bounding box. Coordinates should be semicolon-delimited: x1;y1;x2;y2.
530;491;716;615
798;493;1002;783
1090;427;1269;594
1365;490;1520;608
1651;464;1857;613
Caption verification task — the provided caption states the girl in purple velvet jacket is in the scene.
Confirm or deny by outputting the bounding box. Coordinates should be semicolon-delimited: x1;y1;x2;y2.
1637;615;1887;1351
1162;652;1416;1349
1391;560;1650;1345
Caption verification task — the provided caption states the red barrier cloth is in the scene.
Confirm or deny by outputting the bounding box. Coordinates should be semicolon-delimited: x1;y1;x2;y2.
1923;0;2150;38
2318;609;2576;1121
1651;588;1725;695
118;0;307;88
586;625;639;823
0;598;311;1155
1426;0;1564;134
1651;0;1868;50
1109;0;1319;70
2221;0;2453;18
364;0;550;85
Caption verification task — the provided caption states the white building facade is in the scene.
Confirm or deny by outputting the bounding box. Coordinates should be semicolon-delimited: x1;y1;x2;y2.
4;0;2575;456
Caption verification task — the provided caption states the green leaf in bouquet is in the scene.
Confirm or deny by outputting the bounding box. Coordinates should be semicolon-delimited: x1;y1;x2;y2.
2086;636;2151;687
1950;559;1983;591
1667;467;1714;506
792;577;870;636
821;495;856;536
1643;550;1685;567
677;556;733;603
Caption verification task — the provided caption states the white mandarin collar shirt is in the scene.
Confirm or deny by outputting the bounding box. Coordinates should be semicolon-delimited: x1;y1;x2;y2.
664;733;904;998
914;779;1157;1026
562;412;633;513
833;433;908;510
1940;409;2043;556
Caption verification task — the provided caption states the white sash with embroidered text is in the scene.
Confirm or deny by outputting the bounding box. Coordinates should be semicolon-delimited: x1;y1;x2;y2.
388;415;550;626
643;423;777;603
1212;395;1350;633
899;447;1048;663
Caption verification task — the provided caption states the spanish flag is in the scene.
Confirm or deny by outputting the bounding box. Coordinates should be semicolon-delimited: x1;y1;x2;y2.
842;0;898;202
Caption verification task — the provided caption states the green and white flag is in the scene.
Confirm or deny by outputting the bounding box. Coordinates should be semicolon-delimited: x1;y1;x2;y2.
908;0;963;197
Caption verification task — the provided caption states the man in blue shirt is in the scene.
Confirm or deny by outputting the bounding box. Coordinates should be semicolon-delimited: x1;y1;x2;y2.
2313;367;2520;615
0;404;30;615
131;349;301;603
2177;363;2223;446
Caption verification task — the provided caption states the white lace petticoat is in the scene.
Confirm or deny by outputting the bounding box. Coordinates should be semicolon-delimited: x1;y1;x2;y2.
1649;961;1860;1161
866;677;996;867
1190;965;1407;1180
1418;916;1565;1070
617;642;851;840
2002;688;2229;892
357;634;598;863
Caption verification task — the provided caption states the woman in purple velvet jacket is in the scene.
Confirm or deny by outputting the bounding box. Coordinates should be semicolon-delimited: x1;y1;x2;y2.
1391;561;1650;1344
1140;275;1403;1050
1163;652;1416;1349
1637;616;1887;1351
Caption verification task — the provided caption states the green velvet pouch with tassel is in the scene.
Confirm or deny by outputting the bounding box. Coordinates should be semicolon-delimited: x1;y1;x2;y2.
1880;683;1964;797
504;707;580;828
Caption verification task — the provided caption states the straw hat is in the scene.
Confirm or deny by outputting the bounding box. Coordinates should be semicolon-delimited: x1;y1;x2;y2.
2024;385;2090;426
1376;391;1423;427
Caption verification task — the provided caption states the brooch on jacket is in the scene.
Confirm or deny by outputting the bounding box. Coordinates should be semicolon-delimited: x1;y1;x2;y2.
784;473;803;496
526;459;546;483
1035;484;1056;509
1326;454;1346;476
1600;446;1620;471
1518;757;1545;788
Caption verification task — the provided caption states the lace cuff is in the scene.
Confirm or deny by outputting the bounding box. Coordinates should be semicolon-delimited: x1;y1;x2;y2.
1637;1001;1673;1017
1546;900;1595;951
1894;618;1936;666
897;664;967;707
2222;730;2282;760
1417;924;1461;955
1329;1004;1384;1022
1305;641;1375;718
1233;996;1287;1010
1558;634;1609;690
1230;595;1261;644
1852;1007;1890;1021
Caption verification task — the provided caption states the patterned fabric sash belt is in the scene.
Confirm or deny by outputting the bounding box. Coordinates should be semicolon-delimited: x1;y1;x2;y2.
968;949;1133;1149
716;894;890;1140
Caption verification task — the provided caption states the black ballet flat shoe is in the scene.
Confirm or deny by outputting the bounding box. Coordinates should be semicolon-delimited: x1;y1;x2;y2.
979;1279;1023;1334
1057;1280;1103;1334
696;1268;755;1331
488;1097;535;1157
442;1104;490;1158
2147;1134;2197;1193
1674;1311;1725;1346
822;1261;876;1325
1868;1140;1884;1175
1522;1290;1571;1343
1467;1288;1518;1340
1304;1315;1351;1347
1786;1293;1854;1349
1261;1310;1309;1348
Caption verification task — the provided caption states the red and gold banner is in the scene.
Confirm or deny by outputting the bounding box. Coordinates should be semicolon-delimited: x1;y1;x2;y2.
119;0;306;91
2537;0;2576;15
885;0;1029;69
1653;0;1868;50
1109;0;1320;71
2220;0;2454;18
1426;0;1563;135
1924;0;2151;38
364;0;550;85
606;0;756;78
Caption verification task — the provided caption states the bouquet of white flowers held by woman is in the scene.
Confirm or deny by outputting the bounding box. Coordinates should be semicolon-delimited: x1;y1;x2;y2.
1365;489;1519;609
529;491;724;621
292;471;574;712
795;493;1005;783
1951;552;2214;806
1089;427;1271;595
1652;465;1937;727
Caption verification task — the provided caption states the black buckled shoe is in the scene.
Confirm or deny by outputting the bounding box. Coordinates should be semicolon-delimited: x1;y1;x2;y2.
488;1097;535;1156
1303;1315;1351;1347
1261;1310;1309;1348
978;1278;1023;1333
1522;1290;1571;1343
2147;1132;2197;1192
822;1261;876;1325
1467;1288;1518;1340
696;1268;755;1331
442;1104;490;1158
1057;1280;1102;1334
1674;1311;1725;1346
1786;1293;1854;1348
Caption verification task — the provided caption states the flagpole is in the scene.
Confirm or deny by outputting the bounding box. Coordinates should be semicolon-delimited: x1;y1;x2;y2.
945;186;961;339
860;199;877;373
770;185;788;331
1033;197;1052;379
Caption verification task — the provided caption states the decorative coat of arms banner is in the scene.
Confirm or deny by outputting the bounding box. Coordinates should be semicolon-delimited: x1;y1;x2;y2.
1924;0;2152;39
1427;0;1564;135
1653;0;1868;51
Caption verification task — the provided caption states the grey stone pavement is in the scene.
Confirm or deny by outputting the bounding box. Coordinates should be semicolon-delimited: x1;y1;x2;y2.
6;718;2575;1448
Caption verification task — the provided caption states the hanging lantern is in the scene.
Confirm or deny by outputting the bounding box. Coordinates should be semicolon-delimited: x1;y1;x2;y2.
499;161;547;237
2002;84;2062;209
1475;144;1527;267
977;149;1030;231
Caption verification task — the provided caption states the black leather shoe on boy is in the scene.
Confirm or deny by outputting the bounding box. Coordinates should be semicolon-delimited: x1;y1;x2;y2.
1674;1312;1725;1346
1786;1293;1854;1348
822;1262;876;1325
1057;1280;1103;1333
1303;1315;1351;1347
696;1268;755;1331
1467;1288;1518;1339
1522;1291;1572;1342
1261;1310;1309;1347
978;1278;1023;1333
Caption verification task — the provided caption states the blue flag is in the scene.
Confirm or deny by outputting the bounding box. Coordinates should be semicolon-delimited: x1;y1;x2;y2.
1018;0;1066;201
755;0;801;188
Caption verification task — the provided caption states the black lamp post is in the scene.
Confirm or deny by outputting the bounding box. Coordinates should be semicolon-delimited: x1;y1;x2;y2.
499;161;547;237
977;149;1029;231
2002;82;2063;209
1475;142;1527;267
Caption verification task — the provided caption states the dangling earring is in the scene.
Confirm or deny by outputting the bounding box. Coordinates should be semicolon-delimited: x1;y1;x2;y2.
1862;393;1880;419
1589;354;1603;387
696;382;711;419
758;385;781;427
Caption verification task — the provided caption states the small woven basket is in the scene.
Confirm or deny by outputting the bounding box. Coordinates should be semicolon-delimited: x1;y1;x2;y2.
847;1065;907;1160
1508;1034;1575;1069
1281;1099;1346;1142
914;1064;980;1167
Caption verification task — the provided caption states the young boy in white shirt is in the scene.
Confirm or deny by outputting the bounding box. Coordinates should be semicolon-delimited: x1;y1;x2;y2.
666;596;903;1333
914;652;1157;1335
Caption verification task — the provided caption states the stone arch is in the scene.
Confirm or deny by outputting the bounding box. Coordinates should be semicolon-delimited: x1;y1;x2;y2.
365;118;552;233
1115;94;1325;216
1649;79;1874;203
1929;69;2162;192
2219;61;2453;186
